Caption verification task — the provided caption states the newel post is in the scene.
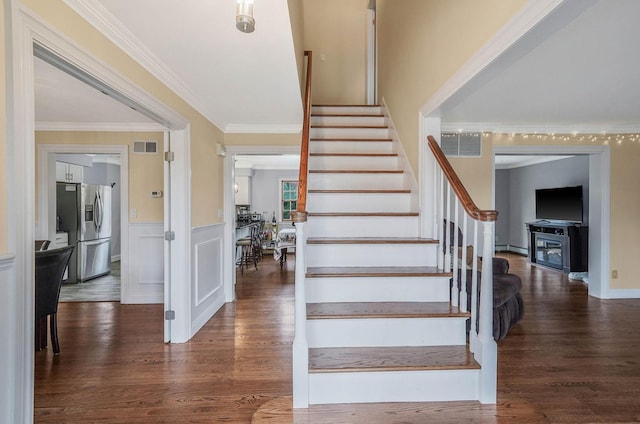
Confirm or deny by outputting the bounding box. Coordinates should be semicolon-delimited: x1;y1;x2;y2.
292;211;309;408
478;220;497;403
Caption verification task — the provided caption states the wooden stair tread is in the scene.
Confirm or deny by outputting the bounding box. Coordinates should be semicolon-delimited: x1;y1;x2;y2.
307;302;468;319
308;189;411;194
309;169;403;174
309;153;398;157
309;346;480;373
308;212;418;217
307;237;438;245
306;266;450;278
311;125;388;129
311;113;384;118
313;104;381;107
310;138;392;142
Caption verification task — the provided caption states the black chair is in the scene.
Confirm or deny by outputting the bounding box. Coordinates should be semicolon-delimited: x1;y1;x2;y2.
35;245;74;354
35;240;50;251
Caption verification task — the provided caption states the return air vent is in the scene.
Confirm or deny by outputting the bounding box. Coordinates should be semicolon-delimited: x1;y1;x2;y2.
133;140;158;154
441;132;482;157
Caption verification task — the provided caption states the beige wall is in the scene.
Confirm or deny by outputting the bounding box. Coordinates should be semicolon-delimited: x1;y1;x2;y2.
19;0;225;228
491;133;640;290
0;1;7;253
303;0;368;105
35;131;165;222
376;0;528;175
448;135;494;211
288;0;306;93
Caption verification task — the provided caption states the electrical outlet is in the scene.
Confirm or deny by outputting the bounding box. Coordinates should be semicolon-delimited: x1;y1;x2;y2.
612;269;618;279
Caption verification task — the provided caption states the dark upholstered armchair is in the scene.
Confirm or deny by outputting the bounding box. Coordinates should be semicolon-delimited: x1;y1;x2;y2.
455;257;524;341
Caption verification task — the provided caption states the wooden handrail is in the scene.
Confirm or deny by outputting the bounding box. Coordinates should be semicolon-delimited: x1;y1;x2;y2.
427;135;498;222
295;51;313;223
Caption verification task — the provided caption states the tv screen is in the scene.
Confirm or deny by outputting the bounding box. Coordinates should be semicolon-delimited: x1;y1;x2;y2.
535;186;583;222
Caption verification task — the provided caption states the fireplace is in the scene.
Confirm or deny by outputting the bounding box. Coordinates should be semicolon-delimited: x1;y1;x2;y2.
534;235;564;270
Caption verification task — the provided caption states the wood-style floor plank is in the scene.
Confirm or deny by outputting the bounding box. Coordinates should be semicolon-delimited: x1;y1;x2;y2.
35;253;640;423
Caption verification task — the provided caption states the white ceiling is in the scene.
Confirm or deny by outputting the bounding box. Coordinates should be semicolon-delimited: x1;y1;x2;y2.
34;56;157;129
37;0;303;132
440;0;640;134
35;0;640;139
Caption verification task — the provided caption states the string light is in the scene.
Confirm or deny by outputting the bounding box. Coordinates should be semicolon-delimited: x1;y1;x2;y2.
485;131;640;145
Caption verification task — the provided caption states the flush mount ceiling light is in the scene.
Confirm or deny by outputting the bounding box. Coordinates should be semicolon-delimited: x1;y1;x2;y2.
236;0;255;33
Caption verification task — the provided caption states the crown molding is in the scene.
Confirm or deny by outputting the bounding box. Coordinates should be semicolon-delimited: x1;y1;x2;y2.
224;123;302;134
35;121;166;132
62;0;224;129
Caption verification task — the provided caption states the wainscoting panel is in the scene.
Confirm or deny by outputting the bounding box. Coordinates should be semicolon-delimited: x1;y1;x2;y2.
125;223;164;304
0;254;17;419
191;224;226;336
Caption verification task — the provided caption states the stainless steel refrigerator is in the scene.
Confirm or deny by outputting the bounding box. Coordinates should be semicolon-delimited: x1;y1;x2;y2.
57;182;112;282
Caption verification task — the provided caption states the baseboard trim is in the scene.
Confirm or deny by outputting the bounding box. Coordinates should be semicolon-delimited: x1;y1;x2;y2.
604;289;640;299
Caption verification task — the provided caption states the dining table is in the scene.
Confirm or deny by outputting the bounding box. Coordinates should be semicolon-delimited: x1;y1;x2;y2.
274;228;296;268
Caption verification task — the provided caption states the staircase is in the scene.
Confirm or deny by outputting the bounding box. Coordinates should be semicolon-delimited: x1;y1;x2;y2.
292;104;488;406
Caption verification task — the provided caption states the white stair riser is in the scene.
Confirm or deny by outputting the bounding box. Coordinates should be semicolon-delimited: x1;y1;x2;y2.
312;106;383;115
309;155;400;171
308;173;407;190
307;216;420;238
307;193;412;213
306;244;437;267
309;369;480;404
307;317;467;348
311;127;390;139
306;276;451;303
311;115;386;126
309;141;394;154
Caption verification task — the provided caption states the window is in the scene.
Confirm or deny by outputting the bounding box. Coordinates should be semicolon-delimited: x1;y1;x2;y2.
281;180;299;221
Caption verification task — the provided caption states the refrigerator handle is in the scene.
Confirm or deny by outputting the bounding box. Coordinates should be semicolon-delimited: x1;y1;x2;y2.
97;190;105;232
94;192;101;233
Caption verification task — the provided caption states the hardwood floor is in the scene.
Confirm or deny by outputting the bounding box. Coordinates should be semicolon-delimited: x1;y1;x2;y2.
34;252;640;423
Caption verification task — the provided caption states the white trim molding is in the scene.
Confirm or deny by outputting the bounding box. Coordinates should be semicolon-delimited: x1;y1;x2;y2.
191;224;226;336
604;289;640;299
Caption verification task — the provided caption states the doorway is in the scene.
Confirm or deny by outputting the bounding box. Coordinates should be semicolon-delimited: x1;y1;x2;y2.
493;145;610;299
223;146;301;300
8;7;192;421
36;148;128;302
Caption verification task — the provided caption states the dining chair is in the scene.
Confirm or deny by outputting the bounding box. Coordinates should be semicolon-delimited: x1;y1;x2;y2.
35;245;74;354
35;240;50;251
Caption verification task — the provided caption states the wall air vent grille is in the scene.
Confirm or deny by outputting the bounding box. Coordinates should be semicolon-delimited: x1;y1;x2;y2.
441;132;482;157
133;140;158;154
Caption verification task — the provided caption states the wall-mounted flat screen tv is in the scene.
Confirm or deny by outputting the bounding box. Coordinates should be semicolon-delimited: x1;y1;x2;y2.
535;185;583;222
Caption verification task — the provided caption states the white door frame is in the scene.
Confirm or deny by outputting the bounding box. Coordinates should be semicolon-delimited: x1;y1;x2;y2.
222;145;301;301
36;144;130;302
8;4;191;421
493;144;611;299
